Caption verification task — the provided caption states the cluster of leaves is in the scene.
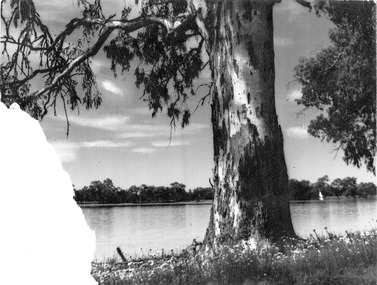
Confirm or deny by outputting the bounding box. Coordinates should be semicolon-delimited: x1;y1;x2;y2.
1;0;210;131
92;226;377;285
73;178;213;204
104;0;207;128
1;0;102;123
289;175;376;200
294;0;376;173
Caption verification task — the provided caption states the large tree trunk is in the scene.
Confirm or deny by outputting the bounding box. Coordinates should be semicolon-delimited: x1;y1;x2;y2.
203;0;295;247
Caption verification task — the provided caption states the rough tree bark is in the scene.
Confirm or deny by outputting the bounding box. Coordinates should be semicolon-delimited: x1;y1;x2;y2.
203;0;296;247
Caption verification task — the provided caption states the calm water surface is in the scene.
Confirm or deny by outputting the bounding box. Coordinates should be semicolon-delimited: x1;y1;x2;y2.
83;204;210;260
291;197;377;237
82;198;377;260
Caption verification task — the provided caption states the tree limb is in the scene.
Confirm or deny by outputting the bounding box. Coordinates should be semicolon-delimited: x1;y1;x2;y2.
188;3;208;41
295;0;312;10
1;0;210;124
24;9;196;99
30;28;112;99
192;82;213;115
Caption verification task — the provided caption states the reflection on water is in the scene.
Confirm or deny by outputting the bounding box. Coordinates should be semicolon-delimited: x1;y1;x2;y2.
290;197;377;237
82;205;211;260
82;198;377;260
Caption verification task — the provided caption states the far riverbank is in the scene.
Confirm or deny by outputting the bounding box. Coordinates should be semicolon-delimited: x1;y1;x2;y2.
77;200;212;208
79;196;376;208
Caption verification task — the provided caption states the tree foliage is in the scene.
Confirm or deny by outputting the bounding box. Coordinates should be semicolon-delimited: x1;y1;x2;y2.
74;177;376;204
289;176;376;200
1;0;209;132
294;0;376;174
73;179;214;204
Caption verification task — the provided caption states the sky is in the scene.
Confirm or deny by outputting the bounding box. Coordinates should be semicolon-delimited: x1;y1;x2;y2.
5;0;375;190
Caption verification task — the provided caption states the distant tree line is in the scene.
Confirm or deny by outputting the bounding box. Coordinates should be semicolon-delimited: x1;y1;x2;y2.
73;176;375;204
289;176;376;200
73;179;214;204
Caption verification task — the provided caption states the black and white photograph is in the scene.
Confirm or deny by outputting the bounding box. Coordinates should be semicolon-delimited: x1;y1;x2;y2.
0;0;376;284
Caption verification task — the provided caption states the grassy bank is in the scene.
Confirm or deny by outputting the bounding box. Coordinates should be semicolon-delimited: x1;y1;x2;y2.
91;224;377;285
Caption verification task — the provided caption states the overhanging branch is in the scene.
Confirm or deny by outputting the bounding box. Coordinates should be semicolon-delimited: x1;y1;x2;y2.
295;0;312;10
1;0;210;122
30;27;113;99
10;9;197;99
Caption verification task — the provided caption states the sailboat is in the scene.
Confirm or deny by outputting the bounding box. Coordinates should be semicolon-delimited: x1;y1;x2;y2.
319;190;324;201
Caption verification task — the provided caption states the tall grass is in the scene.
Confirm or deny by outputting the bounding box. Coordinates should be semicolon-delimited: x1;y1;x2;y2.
92;224;377;285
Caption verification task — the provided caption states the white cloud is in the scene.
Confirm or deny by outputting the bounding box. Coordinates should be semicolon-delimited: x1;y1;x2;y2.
49;120;207;162
80;140;130;148
287;88;303;101
68;115;129;131
151;139;191;148
118;124;169;139
101;80;123;96
130;124;170;133
52;114;208;136
118;123;209;140
50;139;130;163
285;126;309;139
130;147;157;153
120;131;161;139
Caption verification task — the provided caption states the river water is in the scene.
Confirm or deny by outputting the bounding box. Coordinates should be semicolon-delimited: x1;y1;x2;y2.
81;197;377;260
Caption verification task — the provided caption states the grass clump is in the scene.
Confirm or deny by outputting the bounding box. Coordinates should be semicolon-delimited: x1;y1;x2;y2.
91;225;377;285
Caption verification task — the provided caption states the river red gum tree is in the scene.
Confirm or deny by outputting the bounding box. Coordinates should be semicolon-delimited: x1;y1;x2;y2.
1;0;310;246
204;0;295;246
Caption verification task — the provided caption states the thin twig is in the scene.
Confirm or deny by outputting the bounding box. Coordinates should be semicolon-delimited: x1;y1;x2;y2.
192;82;213;115
60;94;70;137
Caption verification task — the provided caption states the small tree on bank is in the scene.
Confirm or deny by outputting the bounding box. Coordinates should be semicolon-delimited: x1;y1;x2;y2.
2;0;372;247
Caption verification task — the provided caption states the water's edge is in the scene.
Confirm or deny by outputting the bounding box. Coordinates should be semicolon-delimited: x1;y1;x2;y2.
79;196;376;207
78;200;213;208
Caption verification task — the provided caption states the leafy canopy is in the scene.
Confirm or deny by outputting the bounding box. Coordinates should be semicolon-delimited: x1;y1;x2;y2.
0;0;210;133
294;0;376;173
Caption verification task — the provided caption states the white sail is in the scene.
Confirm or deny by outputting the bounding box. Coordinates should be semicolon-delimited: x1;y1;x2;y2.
319;190;324;201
